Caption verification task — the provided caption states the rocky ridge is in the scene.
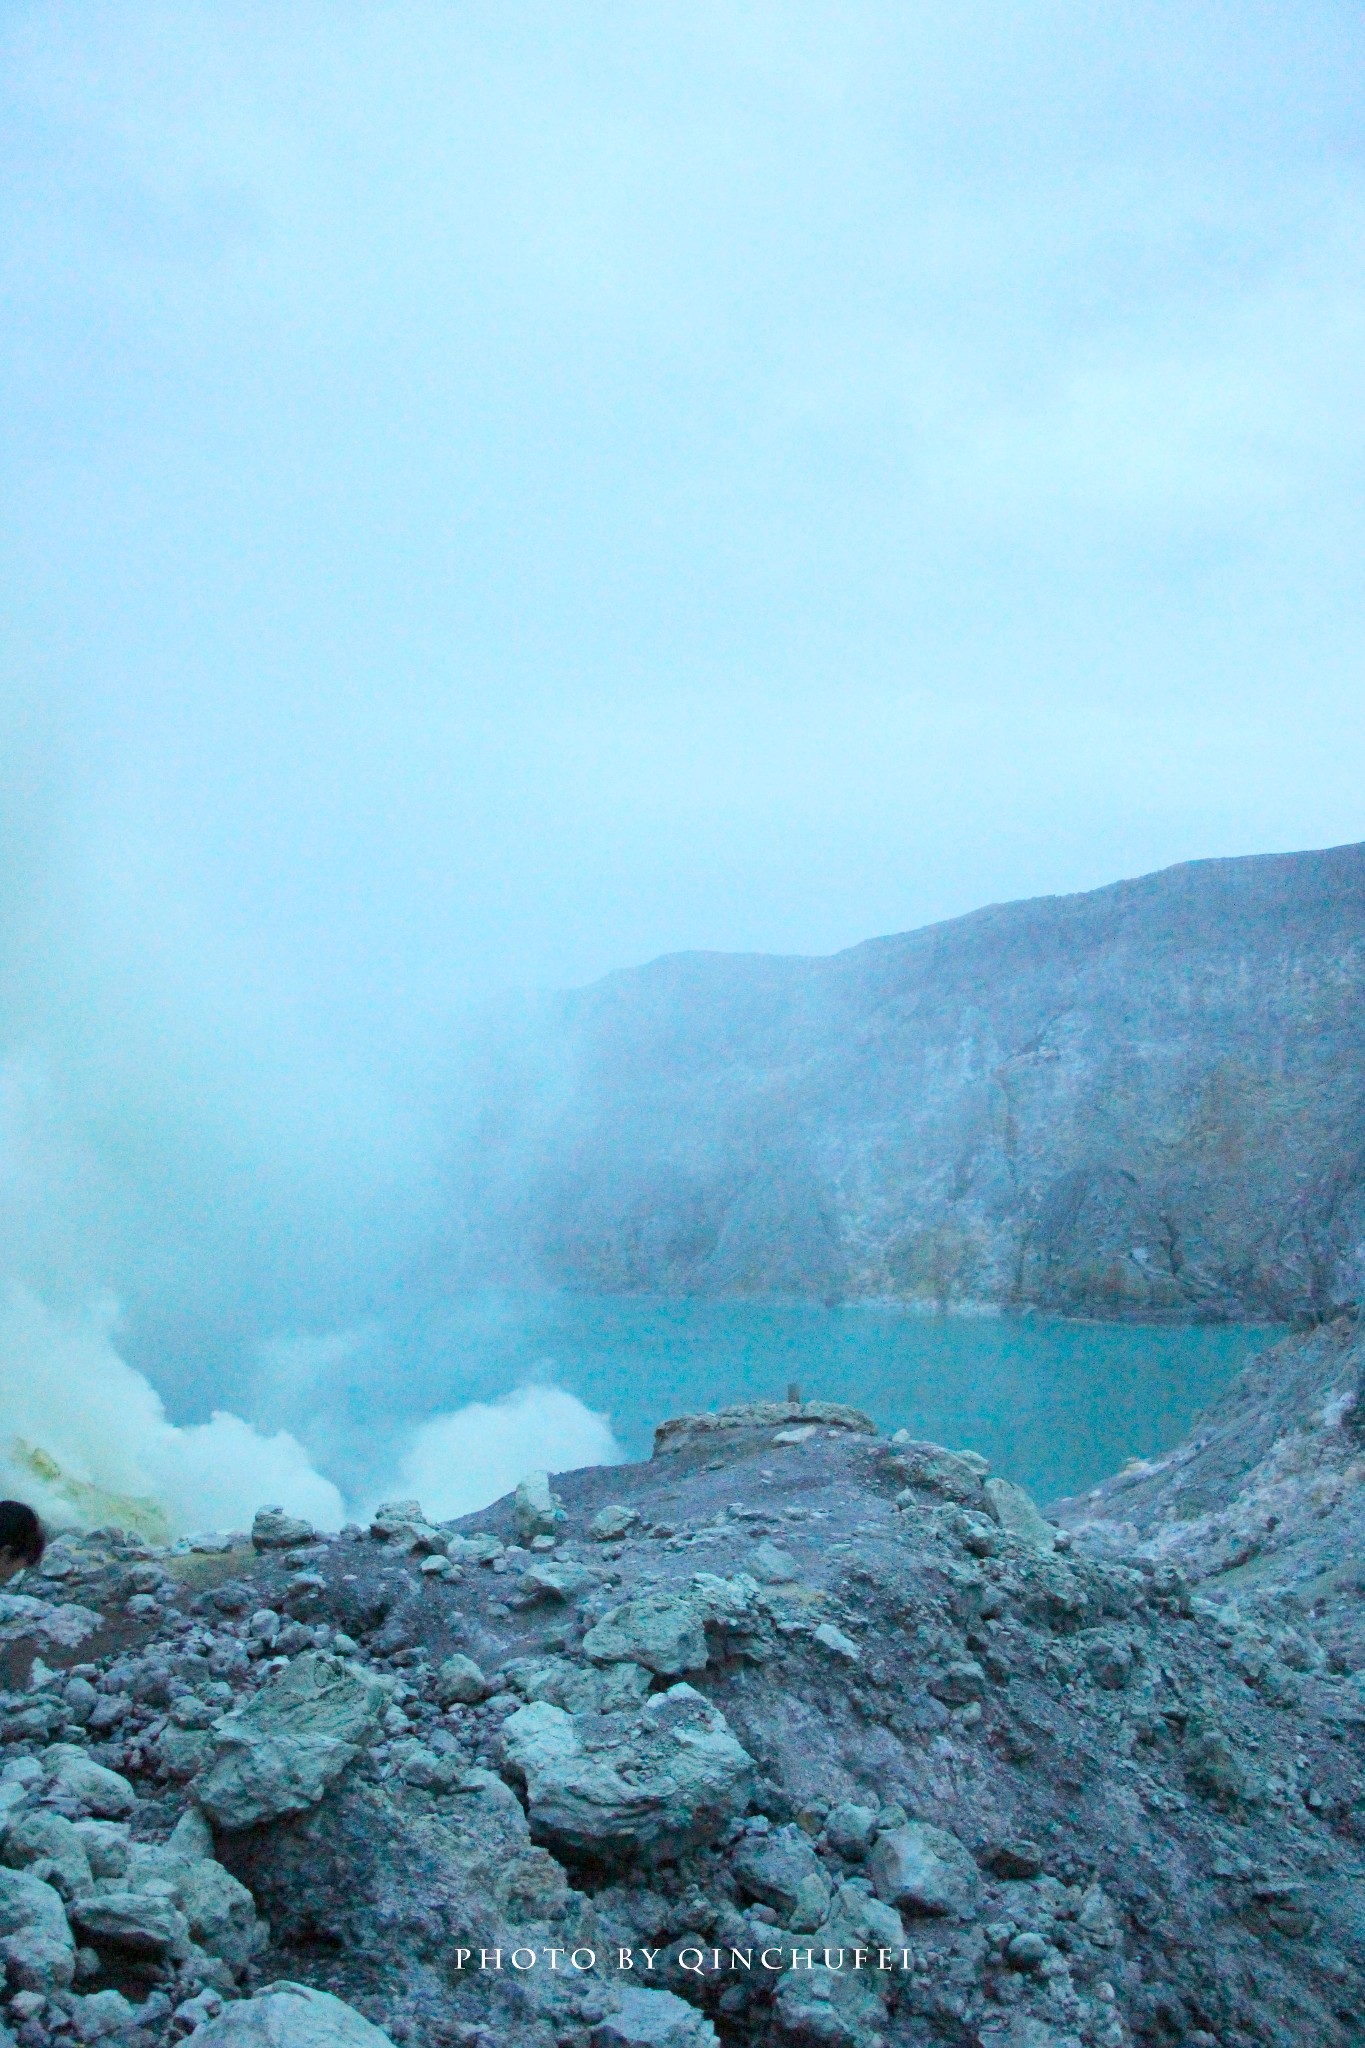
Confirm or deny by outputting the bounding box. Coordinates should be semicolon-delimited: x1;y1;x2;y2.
449;842;1365;1318
2;1347;1365;2048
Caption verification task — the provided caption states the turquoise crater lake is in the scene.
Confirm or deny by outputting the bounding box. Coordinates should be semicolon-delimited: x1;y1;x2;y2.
316;1295;1277;1510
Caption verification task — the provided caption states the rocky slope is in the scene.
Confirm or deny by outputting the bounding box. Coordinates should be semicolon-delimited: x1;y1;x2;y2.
4;1336;1365;2048
449;842;1365;1318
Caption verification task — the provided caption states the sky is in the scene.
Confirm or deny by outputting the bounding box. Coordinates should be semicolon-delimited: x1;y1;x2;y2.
1;3;1364;1449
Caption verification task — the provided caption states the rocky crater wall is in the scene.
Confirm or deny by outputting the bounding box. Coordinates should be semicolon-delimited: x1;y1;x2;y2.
449;843;1365;1320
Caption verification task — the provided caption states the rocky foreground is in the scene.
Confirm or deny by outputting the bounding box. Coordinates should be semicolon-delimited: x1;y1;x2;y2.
4;1328;1365;2048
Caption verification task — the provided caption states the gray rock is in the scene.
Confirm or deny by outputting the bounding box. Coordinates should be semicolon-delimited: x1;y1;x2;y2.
866;1822;980;1918
1;1811;94;1898
71;1822;129;1881
444;1533;504;1564
750;1542;799;1584
822;1802;877;1860
161;1728;215;1781
69;1889;190;1957
42;1748;136;1819
653;1402;877;1456
86;1694;130;1736
172;1988;226;2035
370;1499;423;1527
172;1858;261;1972
513;1471;563;1542
190;1983;397;2048
168;1807;215;1860
194;1652;387;1831
732;1825;830;1926
500;1682;753;1861
62;1678;97;1725
891;1442;988;1505
771;1960;886;2048
0;1867;75;1990
980;1839;1043;1880
514;1559;597;1604
366;1505;441;1553
984;1477;1057;1553
67;1990;136;2041
252;1509;316;1552
433;1654;488;1706
820;1880;904;1953
811;1623;860;1663
1006;1930;1049;1971
590;1986;717;2048
503;1655;652;1716
927;1658;986;1705
1084;1634;1136;1690
589;1505;640;1542
582;1592;708;1676
999;2024;1084;2048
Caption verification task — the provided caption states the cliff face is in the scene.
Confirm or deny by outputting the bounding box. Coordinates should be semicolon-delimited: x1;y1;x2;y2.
453;844;1365;1318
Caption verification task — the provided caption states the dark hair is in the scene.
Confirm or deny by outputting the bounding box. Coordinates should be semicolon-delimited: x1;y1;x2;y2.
0;1502;45;1567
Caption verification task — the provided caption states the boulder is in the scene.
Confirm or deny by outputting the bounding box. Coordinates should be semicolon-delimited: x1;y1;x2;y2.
433;1654;488;1707
69;1889;190;1958
751;1542;799;1585
589;1505;640;1542
927;1659;986;1706
67;1990;136;2042
890;1442;988;1506
444;1534;504;1564
983;1478;1057;1554
191;1982;398;2048
501;1682;753;1861
368;1504;441;1552
503;1655;652;1716
0;1867;75;1990
514;1471;563;1542
251;1509;316;1552
161;1728;215;1781
582;1592;708;1676
822;1803;877;1860
771;1960;886;2048
368;1501;422;1533
168;1806;215;1859
194;1651;387;1831
980;1839;1044;1880
514;1559;598;1604
732;1825;831;1927
819;1879;904;1953
867;1822;980;1918
71;1822;129;1880
2;1811;94;1898
174;1858;262;1972
590;1985;717;2047
42;1748;136;1819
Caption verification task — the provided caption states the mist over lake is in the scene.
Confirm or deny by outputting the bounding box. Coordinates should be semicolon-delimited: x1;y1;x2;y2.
210;1292;1275;1514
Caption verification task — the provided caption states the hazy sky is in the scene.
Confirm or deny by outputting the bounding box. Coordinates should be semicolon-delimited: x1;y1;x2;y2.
3;4;1364;1374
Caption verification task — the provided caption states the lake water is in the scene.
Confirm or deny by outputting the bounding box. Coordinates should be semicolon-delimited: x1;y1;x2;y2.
296;1293;1276;1510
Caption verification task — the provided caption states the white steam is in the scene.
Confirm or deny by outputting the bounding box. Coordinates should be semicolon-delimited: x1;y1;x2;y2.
390;1383;625;1522
0;1285;345;1535
0;1283;626;1538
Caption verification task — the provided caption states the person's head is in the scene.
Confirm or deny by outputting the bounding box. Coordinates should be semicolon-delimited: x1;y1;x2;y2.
0;1501;45;1584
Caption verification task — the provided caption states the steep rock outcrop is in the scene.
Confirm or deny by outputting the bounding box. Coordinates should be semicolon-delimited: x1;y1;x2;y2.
449;842;1365;1317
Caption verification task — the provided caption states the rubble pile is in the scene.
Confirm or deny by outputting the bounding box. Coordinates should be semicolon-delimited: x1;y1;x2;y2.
4;1324;1365;2047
